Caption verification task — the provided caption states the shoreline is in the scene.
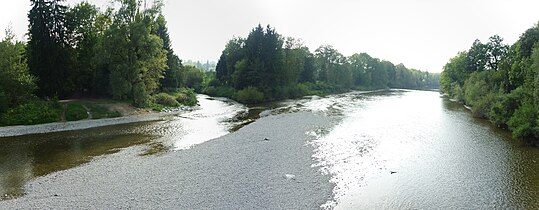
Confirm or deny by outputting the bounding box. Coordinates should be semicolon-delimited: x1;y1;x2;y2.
0;112;335;209
0;110;189;138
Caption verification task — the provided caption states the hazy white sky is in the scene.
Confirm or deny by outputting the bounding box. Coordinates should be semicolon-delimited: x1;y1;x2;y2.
2;0;539;73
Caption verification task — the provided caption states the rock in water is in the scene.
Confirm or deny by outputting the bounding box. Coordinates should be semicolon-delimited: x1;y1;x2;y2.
283;174;296;180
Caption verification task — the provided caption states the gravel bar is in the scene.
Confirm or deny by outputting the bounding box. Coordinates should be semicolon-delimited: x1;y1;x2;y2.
0;112;334;209
0;111;184;138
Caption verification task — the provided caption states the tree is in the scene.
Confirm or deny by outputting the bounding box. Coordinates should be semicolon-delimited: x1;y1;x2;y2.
154;14;183;90
234;24;285;92
65;2;100;96
300;54;316;83
183;65;204;91
0;28;37;112
28;0;75;98
440;52;469;95
508;24;539;90
284;37;310;85
349;53;374;87
104;0;167;107
219;37;245;86
314;45;345;84
485;35;508;71
467;39;487;72
215;52;227;81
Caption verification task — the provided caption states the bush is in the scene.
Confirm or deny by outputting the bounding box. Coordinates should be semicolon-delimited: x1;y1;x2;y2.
508;102;538;140
204;85;236;99
0;90;7;113
489;93;518;126
286;84;310;98
451;84;465;102
0;100;61;126
66;103;89;121
154;93;180;107
175;88;197;106
236;86;264;104
468;93;496;118
84;103;122;119
133;82;150;108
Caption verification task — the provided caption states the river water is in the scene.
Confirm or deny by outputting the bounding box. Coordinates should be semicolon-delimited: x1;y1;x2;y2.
0;91;538;208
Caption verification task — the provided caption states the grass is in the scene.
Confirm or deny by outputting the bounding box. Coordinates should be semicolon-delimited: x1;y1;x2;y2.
66;103;89;121
83;103;122;119
65;101;122;121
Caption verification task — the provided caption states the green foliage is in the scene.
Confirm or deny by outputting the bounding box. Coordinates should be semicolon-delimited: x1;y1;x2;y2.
508;102;538;140
65;2;100;96
441;23;539;143
133;82;151;108
489;93;518;126
184;65;204;91
154;93;180;107
0;28;37;110
66;103;89;121
204;85;236;99
211;24;440;104
175;88;197;106
83;103;121;119
1;100;61;126
28;0;76;98
104;0;167;106
155;14;184;90
236;87;264;104
0;90;7;113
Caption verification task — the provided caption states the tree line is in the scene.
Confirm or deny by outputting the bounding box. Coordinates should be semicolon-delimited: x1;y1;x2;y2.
0;0;201;125
440;23;539;144
207;24;440;103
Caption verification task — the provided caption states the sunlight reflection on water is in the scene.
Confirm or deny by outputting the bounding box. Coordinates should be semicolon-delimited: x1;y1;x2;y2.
302;90;539;209
165;95;248;150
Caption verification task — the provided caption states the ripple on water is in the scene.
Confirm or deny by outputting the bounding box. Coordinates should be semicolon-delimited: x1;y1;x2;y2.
306;90;539;209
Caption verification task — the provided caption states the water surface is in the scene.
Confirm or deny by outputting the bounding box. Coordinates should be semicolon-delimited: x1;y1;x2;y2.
0;94;247;200
1;90;538;209
298;90;539;209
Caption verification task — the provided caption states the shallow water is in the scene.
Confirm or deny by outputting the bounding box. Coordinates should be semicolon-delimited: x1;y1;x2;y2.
1;90;538;208
298;90;539;209
0;94;248;200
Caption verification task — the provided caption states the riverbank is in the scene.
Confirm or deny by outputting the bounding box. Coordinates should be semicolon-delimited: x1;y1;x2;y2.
0;108;190;138
0;112;335;209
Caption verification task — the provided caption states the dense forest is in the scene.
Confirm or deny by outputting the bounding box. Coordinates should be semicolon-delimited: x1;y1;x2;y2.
0;0;439;126
0;0;199;126
206;25;440;103
440;23;539;144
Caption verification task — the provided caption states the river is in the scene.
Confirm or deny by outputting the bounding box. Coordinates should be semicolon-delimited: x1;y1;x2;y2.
0;90;538;208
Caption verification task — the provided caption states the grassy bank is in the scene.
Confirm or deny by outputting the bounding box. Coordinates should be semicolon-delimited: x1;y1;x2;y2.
0;88;197;127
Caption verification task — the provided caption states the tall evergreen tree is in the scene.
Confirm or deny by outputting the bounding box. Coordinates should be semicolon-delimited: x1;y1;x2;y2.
154;15;183;90
28;0;74;98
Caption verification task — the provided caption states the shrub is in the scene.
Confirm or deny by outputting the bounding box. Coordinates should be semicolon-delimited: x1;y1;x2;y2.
236;86;264;104
286;84;310;98
84;103;122;119
154;93;180;107
508;102;538;140
215;86;236;99
0;100;61;126
452;84;465;102
66;103;89;121
176;88;197;106
489;93;518;126
0;90;7;113
133;82;150;108
469;93;495;118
